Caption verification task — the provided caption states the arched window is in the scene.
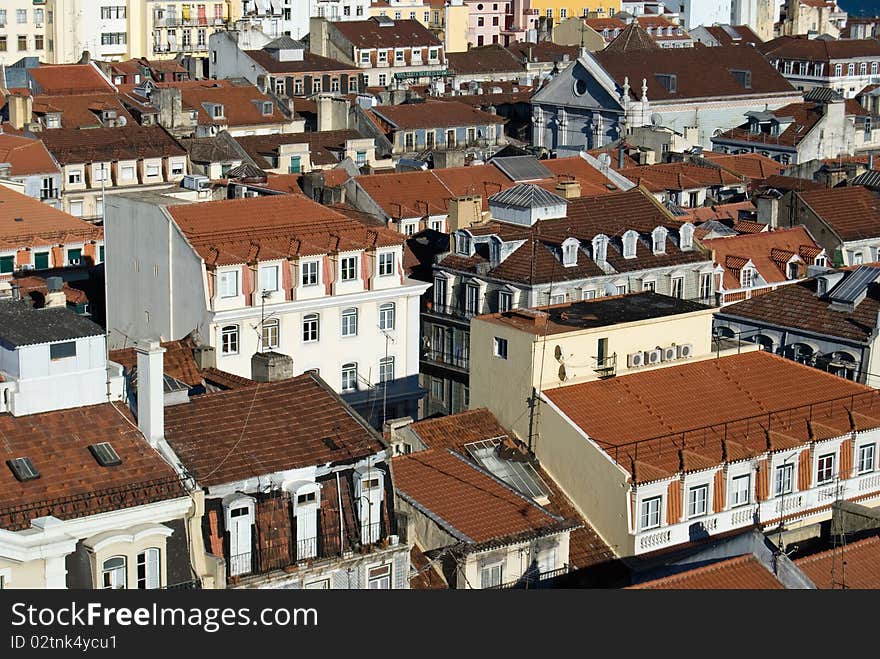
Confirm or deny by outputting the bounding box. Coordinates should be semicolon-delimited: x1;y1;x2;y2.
562;238;579;266
592;234;609;263
751;334;773;352
379;302;396;330
622;230;639;258
651;227;668;255
261;318;279;350
341;362;358;391
136;548;161;589
102;556;127;589
715;326;735;340
679;223;695;250
221;325;239;355
786;343;814;365
303;313;320;342
341;308;358;336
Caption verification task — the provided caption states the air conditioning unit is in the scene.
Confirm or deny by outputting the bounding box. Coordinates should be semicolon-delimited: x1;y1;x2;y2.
69;258;81;265
647;348;662;365
20;264;34;271
662;346;677;361
678;343;694;359
627;351;645;368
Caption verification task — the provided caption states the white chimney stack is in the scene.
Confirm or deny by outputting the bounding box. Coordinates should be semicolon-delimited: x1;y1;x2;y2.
135;339;165;448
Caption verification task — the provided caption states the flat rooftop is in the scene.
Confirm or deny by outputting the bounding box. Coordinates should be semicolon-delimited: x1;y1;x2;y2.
477;292;713;336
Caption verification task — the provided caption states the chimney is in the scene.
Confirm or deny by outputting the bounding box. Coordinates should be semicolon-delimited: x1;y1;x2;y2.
8;93;33;131
555;179;581;199
193;344;216;370
447;195;483;231
617;145;625;169
251;351;294;382
44;276;66;308
135;340;166;448
871;152;875;170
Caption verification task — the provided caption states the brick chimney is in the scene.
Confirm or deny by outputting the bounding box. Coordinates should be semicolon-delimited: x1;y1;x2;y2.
135;340;166;448
8;93;33;131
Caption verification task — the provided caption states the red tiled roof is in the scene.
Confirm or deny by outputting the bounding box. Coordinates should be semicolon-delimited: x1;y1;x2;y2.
409;545;449;589
13;276;89;306
757;174;824;192
617;162;743;192
199;367;257;391
234;129;363;168
732;219;769;234
39;125;186;166
447;45;523;75
684;201;756;224
244;49;358;75
166;194;403;266
544;350;880;482
760;36;880;63
177;80;290;127
0;133;59;176
331;18;441;48
628;554;784;589
109;340;202;387
595;46;795;102
393;448;573;545
0;185;102;249
371;102;505;130
702;226;822;289
794;535;880;589
28;64;116;95
796;186;880;242
700;25;763;46
0;403;185;531
164;372;385;486
701;153;785;180
31;93;136;129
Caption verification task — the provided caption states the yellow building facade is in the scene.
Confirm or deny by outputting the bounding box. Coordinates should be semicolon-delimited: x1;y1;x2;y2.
528;0;619;21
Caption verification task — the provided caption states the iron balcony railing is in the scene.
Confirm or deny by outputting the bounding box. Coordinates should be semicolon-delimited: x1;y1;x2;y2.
421;348;470;370
425;302;477;320
164;579;202;590
486;565;570;590
592;353;617;378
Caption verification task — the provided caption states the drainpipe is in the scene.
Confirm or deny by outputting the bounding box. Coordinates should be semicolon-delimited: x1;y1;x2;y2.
336;471;344;556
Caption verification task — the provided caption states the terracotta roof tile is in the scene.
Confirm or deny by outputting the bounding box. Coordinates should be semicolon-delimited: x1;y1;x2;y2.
617;162;743;192
393;448;574;545
234;129;363;168
0;133;59;176
177;80;290;127
200;367;257;391
760;36;880;62
371;102;506;130
109;340;202;387
794;535;880;589
28;64;116;95
13;276;89;306
0;403;185;531
703;226;822;289
796;186;880;242
31;93;136;129
0;185;102;247
331;18;441;48
700;153;785;180
39;125;186;166
164;373;385;486
544;350;880;482
628;554;784;589
244;49;358;75
447;45;523;75
683;201;756;224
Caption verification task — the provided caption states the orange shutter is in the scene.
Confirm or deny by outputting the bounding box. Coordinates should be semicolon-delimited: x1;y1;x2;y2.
361;252;370;290
281;260;293;301
713;471;726;513
756;459;770;501
15;249;30;266
206;270;214;300
629;489;636;530
666;479;682;524
83;243;96;264
798;448;812;491
322;255;333;295
241;265;253;305
51;246;63;267
839;438;854;480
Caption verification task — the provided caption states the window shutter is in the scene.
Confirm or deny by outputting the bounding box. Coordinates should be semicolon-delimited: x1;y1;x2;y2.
282;259;293;300
755;459;769;501
340;74;349;91
303;75;312;92
666;479;681;524
285;76;294;97
797;448;812;491
51;246;64;266
713;470;725;513
83;243;96;264
322;74;331;91
322;255;333;295
839;438;854;480
241;264;253;304
629;489;636;531
361;253;370;289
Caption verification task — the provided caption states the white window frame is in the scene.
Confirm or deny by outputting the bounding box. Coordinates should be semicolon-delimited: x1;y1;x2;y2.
379;356;394;383
302;313;320;342
341;362;358;392
640;496;661;530
378;302;395;330
730;474;750;507
367;563;391;589
498;291;512;313
817;453;835;484
493;337;508;359
480;562;503;589
102;556;127;589
262;318;280;350
775;463;793;496
340;255;358;281
136;548;161;589
341;307;358;337
378;251;395;276
218;269;240;298
301;260;320;287
259;264;279;293
221;325;239;355
687;484;708;519
670;277;684;299
858;443;876;474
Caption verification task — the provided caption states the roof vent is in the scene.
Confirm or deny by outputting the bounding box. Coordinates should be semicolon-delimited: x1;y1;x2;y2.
321;436;341;451
88;442;122;467
7;457;40;482
13;217;23;222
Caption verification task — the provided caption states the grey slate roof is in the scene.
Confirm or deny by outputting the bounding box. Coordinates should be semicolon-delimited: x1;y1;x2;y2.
0;301;104;348
265;36;306;50
488;183;568;208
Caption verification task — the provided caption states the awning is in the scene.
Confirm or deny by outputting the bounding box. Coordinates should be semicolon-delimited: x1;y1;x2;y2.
394;69;450;80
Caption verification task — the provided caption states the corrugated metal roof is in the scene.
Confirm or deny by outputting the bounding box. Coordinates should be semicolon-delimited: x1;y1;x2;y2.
850;169;880;189
491;155;554;182
488;183;568;208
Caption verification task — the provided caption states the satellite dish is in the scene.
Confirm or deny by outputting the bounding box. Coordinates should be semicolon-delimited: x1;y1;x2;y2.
554;345;564;361
558;364;568;381
651;112;663;126
117;115;127;126
598;153;612;167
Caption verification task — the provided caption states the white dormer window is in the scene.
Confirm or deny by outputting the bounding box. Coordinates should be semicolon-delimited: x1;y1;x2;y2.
592;234;608;264
651;227;668;255
340;255;359;281
562;238;579;267
289;481;321;559
259;264;279;293
622;230;639;259
218;269;240;298
212;103;224;118
262;101;273;116
741;267;755;288
455;232;472;256
679;223;694;251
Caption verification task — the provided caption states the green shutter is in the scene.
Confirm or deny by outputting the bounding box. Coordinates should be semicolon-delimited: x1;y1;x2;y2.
34;252;49;269
0;255;13;274
68;248;82;264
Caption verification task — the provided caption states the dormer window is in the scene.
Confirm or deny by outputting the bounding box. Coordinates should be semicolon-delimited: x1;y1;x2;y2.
651;227;668;255
679;223;694;250
455;232;472;256
787;261;799;280
7;457;39;482
262;101;273;116
562;238;579;267
207;103;224;119
741;266;755;288
622;230;639;259
592;234;609;264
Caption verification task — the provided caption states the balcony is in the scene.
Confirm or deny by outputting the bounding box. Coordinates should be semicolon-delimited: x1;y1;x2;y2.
421;347;469;371
592;353;616;379
486;565;570;589
423;301;476;321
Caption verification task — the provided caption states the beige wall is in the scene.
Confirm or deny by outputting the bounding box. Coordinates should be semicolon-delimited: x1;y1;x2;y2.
551;18;606;50
443;4;469;54
0;556;48;589
460;532;570;589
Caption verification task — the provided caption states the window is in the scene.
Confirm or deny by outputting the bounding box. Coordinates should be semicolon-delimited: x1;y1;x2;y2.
17;35;27;51
429;48;438;61
431;377;445;402
0;10;5;27
834;63;842;76
294;78;304;95
16;9;27;24
145;163;160;177
378;74;387;86
221;325;239;355
465;284;479;314
341;363;358;391
356;150;367;166
377;252;395;277
550;294;565;305
562;241;578;266
312;79;321;93
817;453;835;484
68;170;82;185
379;356;395;383
218;270;239;298
670;277;683;299
775;463;793;496
378;50;388;63
136;548;160;589
341;308;358;336
731;474;750;507
477;16;485;26
615;285;627;295
305;578;330;589
480;563;503;589
368;564;391;589
302;314;319;342
433;277;447;308
640;496;661;530
301;261;319;287
34;252;49;270
262;319;279;350
493;337;508;359
66;248;80;264
687;484;708;518
69;201;83;217
741;267;754;288
395;49;405;63
0;255;12;274
35;35;43;50
379;302;395;330
699;273;712;300
582;289;596;300
259;265;279;293
643;280;656;292
341;256;358;281
102;557;126;589
560;8;567;17
50;341;76;360
858;444;876;474
498;291;512;313
0;37;6;52
848;63;855;76
360;51;371;64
